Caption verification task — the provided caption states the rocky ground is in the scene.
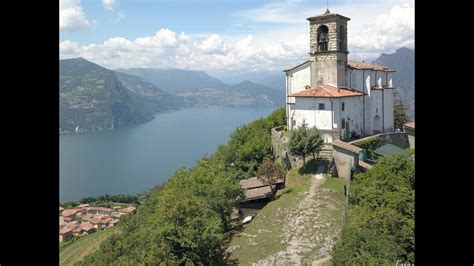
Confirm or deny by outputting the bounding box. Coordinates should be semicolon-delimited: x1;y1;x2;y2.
228;164;346;265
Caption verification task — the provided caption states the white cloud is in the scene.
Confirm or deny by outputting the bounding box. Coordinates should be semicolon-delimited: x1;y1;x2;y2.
233;0;414;60
200;34;227;54
102;0;115;11
135;29;178;48
60;0;91;32
348;3;414;59
59;2;414;71
59;40;81;58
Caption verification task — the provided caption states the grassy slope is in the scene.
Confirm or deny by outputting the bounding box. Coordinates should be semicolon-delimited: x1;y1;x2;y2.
228;164;347;265
59;227;119;266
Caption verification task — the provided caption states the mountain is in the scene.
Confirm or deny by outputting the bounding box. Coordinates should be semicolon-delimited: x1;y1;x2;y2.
372;47;414;119
118;68;285;108
60;58;184;133
116;68;225;93
114;71;189;113
176;80;284;108
207;69;286;91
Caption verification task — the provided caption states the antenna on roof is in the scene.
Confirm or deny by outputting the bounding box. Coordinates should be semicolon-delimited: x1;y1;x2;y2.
325;0;330;14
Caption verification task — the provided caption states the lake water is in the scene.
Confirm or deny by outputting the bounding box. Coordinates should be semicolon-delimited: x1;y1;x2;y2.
60;107;276;202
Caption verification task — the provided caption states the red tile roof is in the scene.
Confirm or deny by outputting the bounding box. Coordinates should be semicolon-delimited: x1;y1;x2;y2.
60;227;73;235
289;85;363;98
347;61;395;72
404;122;415;129
62;209;80;217
80;222;94;231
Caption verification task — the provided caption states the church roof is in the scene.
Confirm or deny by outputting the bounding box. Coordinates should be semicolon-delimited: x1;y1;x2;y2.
283;59;395;73
347;61;395;72
307;12;350;22
289;85;363;98
283;60;311;72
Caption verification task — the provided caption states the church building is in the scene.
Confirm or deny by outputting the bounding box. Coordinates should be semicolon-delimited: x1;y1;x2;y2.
284;9;395;143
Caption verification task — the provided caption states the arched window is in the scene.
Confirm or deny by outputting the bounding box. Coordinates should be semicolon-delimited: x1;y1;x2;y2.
317;25;329;52
338;26;345;51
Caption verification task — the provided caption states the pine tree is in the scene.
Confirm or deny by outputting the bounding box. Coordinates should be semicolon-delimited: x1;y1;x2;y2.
306;127;324;160
393;91;408;130
289;120;309;166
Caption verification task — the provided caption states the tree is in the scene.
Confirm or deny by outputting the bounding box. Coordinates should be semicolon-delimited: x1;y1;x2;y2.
306;127;324;160
256;156;286;194
394;91;408;130
289;120;309;166
289;121;324;167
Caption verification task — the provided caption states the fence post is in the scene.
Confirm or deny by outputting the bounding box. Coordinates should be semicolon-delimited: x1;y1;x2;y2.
344;176;350;226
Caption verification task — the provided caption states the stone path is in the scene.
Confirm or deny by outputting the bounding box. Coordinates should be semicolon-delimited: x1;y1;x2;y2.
254;166;341;266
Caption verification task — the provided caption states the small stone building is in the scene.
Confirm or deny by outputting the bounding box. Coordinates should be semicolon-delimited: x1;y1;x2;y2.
403;122;415;149
332;139;363;179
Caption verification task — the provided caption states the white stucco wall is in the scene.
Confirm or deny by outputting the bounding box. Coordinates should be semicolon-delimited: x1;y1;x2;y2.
383;89;394;132
335;97;364;139
286;62;311;130
293;97;333;130
286;63;311;103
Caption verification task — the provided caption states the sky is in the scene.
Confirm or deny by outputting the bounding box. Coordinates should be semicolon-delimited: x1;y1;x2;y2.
60;0;414;71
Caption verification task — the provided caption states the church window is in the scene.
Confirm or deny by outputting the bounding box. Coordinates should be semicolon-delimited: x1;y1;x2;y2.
342;102;345;111
342;118;345;129
317;25;329;52
319;103;325;110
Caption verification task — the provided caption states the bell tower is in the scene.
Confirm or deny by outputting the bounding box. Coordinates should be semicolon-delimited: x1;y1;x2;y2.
307;9;350;87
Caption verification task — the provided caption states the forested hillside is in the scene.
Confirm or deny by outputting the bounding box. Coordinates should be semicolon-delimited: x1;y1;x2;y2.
78;108;286;264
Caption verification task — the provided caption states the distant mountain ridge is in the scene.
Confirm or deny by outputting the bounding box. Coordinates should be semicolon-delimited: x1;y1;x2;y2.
117;68;284;108
116;68;225;93
61;59;284;133
60;58;187;133
60;58;153;132
372;47;414;119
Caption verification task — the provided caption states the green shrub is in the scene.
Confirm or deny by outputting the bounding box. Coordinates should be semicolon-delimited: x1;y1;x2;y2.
332;155;415;264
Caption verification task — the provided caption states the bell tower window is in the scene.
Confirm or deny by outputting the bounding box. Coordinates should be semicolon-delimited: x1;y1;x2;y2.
317;25;329;52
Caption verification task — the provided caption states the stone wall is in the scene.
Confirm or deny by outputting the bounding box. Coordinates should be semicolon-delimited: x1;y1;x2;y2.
350;132;410;150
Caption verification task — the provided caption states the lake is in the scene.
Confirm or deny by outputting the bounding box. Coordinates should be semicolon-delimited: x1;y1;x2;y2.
60;107;276;202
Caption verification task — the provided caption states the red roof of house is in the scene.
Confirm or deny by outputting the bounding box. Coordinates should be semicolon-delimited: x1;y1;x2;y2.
62;209;80;217
289;85;363;98
66;221;79;229
404;122;415;129
347;61;395;72
80;222;94;231
60;227;73;235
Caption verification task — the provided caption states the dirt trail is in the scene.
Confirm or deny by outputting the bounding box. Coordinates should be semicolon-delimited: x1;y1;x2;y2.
254;166;341;266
